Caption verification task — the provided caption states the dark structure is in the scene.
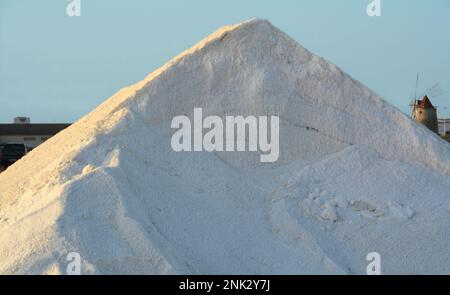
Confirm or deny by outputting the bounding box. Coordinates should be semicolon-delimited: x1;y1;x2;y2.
0;121;71;150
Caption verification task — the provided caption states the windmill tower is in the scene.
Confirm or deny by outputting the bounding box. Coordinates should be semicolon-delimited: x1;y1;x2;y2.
409;75;441;134
412;95;439;133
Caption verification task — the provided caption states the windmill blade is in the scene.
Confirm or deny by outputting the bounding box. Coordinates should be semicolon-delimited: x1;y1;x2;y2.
418;83;443;98
427;83;443;97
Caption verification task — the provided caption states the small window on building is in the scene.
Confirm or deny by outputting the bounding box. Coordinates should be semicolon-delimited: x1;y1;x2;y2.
23;137;36;141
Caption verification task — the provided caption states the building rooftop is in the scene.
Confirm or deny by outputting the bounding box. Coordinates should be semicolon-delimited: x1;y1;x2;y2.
0;124;71;136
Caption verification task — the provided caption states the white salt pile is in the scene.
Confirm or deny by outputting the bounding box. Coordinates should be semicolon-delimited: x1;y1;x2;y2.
1;19;450;275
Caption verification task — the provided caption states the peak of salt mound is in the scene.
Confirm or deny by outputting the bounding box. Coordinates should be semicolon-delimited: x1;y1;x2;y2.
1;19;450;275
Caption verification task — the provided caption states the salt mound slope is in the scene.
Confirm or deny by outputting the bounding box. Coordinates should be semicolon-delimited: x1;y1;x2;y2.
1;19;450;274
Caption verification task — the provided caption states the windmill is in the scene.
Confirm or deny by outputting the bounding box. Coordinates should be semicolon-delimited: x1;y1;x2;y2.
409;74;443;117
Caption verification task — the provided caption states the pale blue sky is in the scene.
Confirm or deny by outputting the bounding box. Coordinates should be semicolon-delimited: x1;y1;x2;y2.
0;0;449;123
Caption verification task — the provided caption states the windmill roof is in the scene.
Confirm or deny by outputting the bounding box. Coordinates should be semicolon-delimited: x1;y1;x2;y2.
416;95;436;109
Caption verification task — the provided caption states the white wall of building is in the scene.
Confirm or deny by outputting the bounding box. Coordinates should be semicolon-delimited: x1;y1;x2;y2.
438;120;450;135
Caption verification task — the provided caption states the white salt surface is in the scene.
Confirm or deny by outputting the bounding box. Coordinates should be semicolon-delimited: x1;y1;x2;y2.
1;19;450;274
